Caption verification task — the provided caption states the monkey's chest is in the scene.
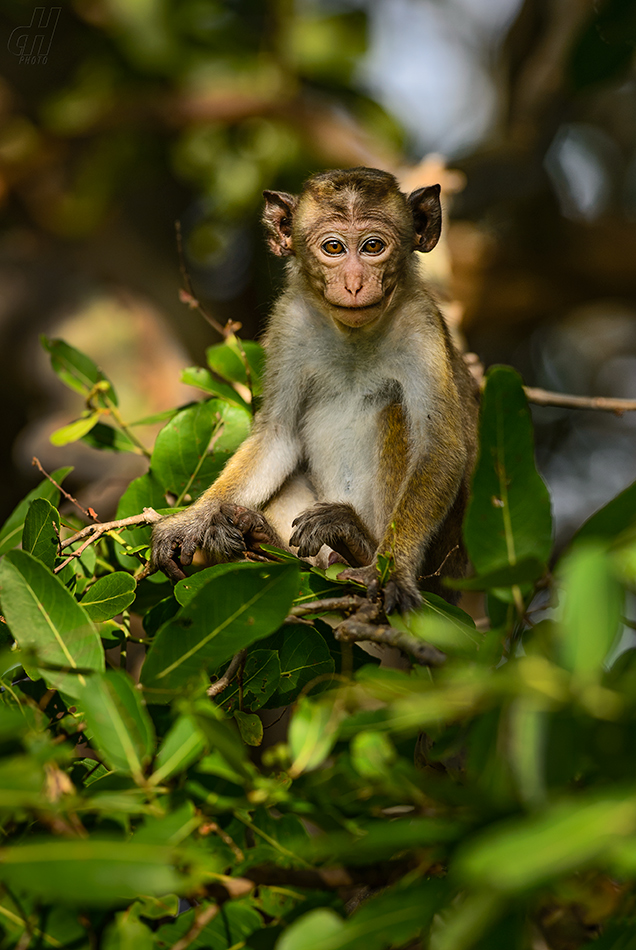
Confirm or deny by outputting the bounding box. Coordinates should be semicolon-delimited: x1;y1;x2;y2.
300;389;387;524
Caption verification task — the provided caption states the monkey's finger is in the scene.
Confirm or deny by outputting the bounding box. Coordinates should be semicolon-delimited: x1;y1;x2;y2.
163;556;187;583
178;538;198;566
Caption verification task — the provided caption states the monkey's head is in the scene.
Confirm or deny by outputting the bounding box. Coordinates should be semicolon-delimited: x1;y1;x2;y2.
263;167;442;328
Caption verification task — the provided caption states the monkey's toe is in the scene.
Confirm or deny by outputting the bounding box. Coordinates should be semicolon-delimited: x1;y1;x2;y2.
384;579;422;615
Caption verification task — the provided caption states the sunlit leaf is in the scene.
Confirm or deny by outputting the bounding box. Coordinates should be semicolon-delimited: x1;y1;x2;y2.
558;543;623;679
0;838;218;906
0;467;72;557
464;366;552;578
22;498;60;570
41;336;117;405
141;562;299;700
77;670;155;781
80;573;136;622
0;550;103;695
50;411;102;446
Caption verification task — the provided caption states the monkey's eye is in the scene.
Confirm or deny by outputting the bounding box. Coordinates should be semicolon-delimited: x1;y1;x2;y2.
361;238;385;254
321;239;345;255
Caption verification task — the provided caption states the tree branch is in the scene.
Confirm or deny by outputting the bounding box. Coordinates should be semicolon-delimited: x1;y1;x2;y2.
207;649;247;698
55;508;162;574
524;387;636;415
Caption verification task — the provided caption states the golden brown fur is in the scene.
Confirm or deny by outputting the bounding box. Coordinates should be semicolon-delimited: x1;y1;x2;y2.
151;167;479;612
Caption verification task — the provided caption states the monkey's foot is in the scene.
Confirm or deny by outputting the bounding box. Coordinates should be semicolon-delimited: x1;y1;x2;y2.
289;503;375;566
337;564;422;615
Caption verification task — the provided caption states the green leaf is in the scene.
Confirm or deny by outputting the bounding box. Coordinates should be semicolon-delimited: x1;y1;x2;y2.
141;562;299;700
22;498;60;570
181;366;250;410
557;543;623;679
77;670;155;781
278;881;445;950
155;899;262;950
234;710;263;746
390;592;480;655
206;338;265;394
0;838;214;906
430;890;502;950
151;399;251;501
289;695;340;775
150;715;206;785
82;422;138;452
447;557;546;591
175;562;258;606
222;650;281;712
277;909;345;950
41;336;118;405
350;730;395;779
464;366;552;576
457;793;636;892
80;572;137;622
102;912;154;950
304;817;460;864
263;625;335;706
0;549;104;695
0;466;72;557
573;477;636;545
50;411;102;446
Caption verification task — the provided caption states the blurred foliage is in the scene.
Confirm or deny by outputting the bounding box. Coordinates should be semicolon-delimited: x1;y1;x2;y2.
0;336;635;948
0;0;402;244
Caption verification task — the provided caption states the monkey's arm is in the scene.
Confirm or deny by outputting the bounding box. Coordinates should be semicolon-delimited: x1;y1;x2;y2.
151;424;301;581
343;399;468;613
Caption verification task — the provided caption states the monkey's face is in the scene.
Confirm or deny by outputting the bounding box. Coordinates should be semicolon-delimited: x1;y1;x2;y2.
299;211;409;328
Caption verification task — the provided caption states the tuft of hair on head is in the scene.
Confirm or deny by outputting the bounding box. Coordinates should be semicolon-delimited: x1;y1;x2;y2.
303;166;403;203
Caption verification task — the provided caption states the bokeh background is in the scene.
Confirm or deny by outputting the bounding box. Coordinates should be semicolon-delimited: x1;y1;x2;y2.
1;0;635;547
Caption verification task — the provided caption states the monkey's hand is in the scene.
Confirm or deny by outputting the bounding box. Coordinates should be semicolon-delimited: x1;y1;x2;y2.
289;503;376;567
337;563;423;615
151;502;281;582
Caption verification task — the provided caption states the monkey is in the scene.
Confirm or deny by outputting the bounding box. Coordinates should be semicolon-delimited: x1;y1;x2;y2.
150;167;479;613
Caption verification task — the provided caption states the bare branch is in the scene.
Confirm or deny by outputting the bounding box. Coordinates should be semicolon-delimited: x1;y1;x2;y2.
32;457;100;523
462;354;636;414
291;595;369;617
524;387;636;415
207;649;247;698
335;615;446;667
55;507;163;573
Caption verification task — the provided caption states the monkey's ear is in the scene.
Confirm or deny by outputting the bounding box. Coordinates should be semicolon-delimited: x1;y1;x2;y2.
262;190;298;257
408;184;442;253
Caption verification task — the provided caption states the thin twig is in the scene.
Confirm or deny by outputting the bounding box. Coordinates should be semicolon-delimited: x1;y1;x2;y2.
419;544;460;581
59;508;162;551
169;903;220;950
175;221;241;339
207;649;247;698
524;387;636;415
55;508;163;573
200;822;245;862
32;457;100;523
